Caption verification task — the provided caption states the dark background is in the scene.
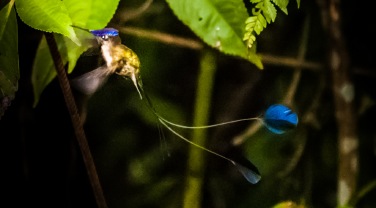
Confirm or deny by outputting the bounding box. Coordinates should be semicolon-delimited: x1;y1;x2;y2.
1;0;375;207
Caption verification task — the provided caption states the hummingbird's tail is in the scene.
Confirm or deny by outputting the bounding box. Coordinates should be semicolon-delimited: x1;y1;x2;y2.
131;73;143;100
137;78;261;184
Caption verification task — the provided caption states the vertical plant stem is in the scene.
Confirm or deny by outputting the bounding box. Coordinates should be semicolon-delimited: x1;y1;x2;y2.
44;33;108;208
328;1;358;206
317;0;359;206
183;49;217;208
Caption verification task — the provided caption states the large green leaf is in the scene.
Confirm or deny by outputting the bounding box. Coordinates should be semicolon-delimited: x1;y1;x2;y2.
64;0;120;29
63;0;121;73
64;29;95;73
31;34;67;107
15;0;80;45
166;0;263;68
31;0;120;106
0;0;14;38
0;5;19;118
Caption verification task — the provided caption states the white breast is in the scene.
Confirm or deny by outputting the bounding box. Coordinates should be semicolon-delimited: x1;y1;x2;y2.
101;44;113;67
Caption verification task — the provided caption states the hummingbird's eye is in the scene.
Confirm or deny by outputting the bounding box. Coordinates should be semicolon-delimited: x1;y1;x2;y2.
101;35;109;40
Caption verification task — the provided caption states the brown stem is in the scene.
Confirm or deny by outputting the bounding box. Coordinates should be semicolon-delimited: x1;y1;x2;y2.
317;0;359;205
44;33;108;208
118;26;204;50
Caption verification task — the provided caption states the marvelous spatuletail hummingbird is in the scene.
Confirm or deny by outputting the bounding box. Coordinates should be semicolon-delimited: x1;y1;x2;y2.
71;28;143;99
70;27;299;184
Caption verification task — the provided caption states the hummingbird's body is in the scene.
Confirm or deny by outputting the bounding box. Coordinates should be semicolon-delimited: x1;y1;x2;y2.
99;34;143;99
101;40;140;76
72;28;143;99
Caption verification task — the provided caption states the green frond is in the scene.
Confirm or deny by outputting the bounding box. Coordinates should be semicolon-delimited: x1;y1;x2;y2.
246;34;256;48
254;2;264;9
272;0;289;14
243;0;299;51
263;0;277;23
245;16;259;24
254;14;266;34
243;11;266;49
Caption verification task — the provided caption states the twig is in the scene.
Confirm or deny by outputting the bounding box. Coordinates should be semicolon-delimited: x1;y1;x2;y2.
260;53;321;71
115;0;154;23
118;25;320;68
276;17;311;177
282;16;309;105
350;180;376;206
118;26;203;50
116;25;376;78
44;33;108;208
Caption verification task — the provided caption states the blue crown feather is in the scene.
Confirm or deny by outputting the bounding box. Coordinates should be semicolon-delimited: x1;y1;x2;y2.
90;28;119;37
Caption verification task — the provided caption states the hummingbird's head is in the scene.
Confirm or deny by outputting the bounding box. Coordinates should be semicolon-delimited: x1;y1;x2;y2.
90;28;120;44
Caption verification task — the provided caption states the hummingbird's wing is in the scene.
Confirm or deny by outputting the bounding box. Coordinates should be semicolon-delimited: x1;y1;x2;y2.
70;66;111;96
81;46;102;57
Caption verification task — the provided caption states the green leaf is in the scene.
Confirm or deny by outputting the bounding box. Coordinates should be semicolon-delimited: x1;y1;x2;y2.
166;0;263;68
247;46;262;68
32;34;67;107
31;30;94;106
0;6;19;117
264;0;277;23
31;0;120;106
243;0;291;52
64;29;94;73
296;0;300;8
63;0;121;73
63;0;120;29
254;14;266;34
243;12;265;64
272;0;289;14
0;0;14;39
15;0;80;45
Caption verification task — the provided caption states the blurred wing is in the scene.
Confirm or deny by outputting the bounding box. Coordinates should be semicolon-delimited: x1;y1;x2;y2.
72;27;101;56
81;44;101;56
70;66;111;96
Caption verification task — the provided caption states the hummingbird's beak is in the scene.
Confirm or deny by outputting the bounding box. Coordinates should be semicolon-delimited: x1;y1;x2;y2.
131;73;143;100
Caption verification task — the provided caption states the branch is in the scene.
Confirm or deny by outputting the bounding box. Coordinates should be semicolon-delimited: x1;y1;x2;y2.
114;0;154;23
44;33;108;208
317;0;359;206
118;26;203;50
116;25;376;78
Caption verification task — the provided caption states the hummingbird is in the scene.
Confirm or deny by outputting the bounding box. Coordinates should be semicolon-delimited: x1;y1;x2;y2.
71;28;144;99
70;27;267;184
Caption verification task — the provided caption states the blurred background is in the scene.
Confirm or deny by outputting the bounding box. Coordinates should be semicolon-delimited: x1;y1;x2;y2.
1;0;375;207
